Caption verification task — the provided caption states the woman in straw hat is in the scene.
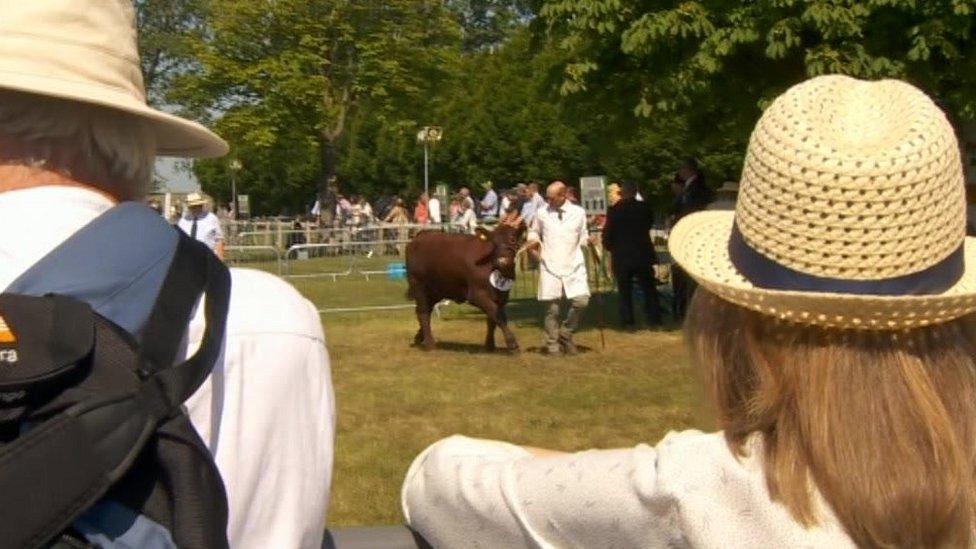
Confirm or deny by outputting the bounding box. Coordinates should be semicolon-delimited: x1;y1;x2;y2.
403;75;976;547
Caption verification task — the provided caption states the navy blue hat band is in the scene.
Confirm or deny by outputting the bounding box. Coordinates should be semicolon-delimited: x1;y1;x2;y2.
728;223;965;296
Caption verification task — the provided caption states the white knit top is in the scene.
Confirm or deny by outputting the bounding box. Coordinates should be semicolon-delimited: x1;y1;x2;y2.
402;431;856;548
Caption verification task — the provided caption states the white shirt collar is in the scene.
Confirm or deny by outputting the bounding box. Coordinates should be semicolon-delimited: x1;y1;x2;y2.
0;185;115;291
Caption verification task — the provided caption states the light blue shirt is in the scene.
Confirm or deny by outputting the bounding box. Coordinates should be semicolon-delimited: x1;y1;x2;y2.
480;189;498;218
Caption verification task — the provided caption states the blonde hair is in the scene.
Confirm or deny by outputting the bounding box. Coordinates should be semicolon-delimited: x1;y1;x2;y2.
686;289;976;547
0;90;156;197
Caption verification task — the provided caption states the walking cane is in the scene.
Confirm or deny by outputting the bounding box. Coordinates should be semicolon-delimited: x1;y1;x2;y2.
587;241;607;351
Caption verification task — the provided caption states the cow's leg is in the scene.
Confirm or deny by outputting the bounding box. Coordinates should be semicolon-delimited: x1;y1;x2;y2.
496;306;518;351
412;285;436;350
485;317;497;351
471;292;518;352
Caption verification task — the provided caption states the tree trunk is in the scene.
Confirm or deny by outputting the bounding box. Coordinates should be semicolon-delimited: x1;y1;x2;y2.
317;134;338;226
319;135;336;197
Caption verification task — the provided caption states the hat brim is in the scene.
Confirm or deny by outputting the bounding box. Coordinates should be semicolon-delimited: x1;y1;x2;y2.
0;71;227;158
669;211;976;329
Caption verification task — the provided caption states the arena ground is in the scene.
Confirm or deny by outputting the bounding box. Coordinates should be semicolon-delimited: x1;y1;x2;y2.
230;253;706;526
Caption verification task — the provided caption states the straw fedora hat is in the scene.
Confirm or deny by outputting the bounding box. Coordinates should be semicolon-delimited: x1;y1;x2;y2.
185;192;207;207
670;75;975;330
0;0;227;158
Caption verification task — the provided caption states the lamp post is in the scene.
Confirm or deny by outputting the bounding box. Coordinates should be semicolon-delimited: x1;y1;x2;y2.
229;159;242;219
416;126;443;198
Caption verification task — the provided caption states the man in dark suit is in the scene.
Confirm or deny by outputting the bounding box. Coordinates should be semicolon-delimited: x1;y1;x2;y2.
602;181;662;328
669;159;712;321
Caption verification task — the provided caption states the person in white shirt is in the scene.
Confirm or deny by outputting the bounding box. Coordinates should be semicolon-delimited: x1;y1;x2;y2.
452;198;478;234
526;181;590;355
0;3;335;546
177;192;224;258
427;194;442;224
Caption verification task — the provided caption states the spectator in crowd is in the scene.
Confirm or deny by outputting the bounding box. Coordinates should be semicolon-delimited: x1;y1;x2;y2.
287;219;307;248
458;186;476;212
566;186;579;204
525;181;590;355
384;197;410;224
384;197;410;255
428;192;442;224
518;183;541;225
0;2;335;547
607;182;622;207
348;195;364;227
177;192;225;259
448;194;461;222
671;158;712;219
708;181;739;211
589;182;621;230
414;193;430;225
499;188;516;215
335;193;353;226
479;180;499;219
453;197;478;234
529;182;546;211
513;183;529;216
670;158;712;320
602;181;661;328
359;196;375;225
403;74;976;549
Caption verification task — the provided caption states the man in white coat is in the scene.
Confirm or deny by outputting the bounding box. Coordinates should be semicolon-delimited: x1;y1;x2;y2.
526;181;591;355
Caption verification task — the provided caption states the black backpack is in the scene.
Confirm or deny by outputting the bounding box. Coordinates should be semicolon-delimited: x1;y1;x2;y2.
0;231;231;548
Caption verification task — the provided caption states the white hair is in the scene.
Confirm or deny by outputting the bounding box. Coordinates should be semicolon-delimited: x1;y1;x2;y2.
0;90;156;197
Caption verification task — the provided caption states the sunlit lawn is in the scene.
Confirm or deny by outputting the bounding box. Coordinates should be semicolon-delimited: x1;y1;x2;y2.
229;253;708;526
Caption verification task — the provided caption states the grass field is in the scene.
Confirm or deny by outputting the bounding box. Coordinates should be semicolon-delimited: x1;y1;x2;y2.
229;253;708;526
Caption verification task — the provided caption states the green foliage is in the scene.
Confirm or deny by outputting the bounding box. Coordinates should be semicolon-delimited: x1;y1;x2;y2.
541;0;976;124
167;0;460;214
135;0;206;106
137;1;976;215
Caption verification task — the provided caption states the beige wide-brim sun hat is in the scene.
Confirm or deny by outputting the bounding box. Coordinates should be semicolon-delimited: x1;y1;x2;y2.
670;75;976;330
0;0;227;158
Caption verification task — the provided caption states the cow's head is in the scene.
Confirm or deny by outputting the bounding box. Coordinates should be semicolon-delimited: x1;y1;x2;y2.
475;213;525;279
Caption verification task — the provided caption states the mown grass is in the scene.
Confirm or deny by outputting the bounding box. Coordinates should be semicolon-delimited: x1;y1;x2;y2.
230;254;708;526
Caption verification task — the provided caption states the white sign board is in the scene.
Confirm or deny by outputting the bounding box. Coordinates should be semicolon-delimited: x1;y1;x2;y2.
435;184;449;201
237;194;250;218
580;175;608;216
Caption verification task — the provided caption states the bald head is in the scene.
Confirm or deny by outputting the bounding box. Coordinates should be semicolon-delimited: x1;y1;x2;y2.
546;181;567;208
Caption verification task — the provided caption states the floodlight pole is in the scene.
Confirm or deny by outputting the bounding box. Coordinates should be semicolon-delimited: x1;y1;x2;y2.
418;126;442;198
423;140;430;198
229;159;242;219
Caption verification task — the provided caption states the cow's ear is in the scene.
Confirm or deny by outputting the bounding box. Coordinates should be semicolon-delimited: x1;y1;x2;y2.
475;227;491;242
474;228;496;264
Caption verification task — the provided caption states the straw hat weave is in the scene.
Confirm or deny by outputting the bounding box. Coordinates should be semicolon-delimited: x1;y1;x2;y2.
670;75;976;330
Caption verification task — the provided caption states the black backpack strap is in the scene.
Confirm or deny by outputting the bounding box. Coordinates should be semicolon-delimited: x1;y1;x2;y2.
145;232;231;410
0;232;231;549
140;230;219;374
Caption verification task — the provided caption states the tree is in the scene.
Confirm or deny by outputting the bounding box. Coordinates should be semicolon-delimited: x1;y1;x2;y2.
447;0;536;51
172;0;460;213
135;0;206;106
539;0;976;146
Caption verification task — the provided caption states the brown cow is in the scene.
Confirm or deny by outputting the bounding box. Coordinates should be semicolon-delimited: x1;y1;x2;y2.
406;216;525;351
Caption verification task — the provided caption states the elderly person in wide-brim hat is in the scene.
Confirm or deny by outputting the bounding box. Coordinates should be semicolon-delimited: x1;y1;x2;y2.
402;75;976;548
0;1;334;547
